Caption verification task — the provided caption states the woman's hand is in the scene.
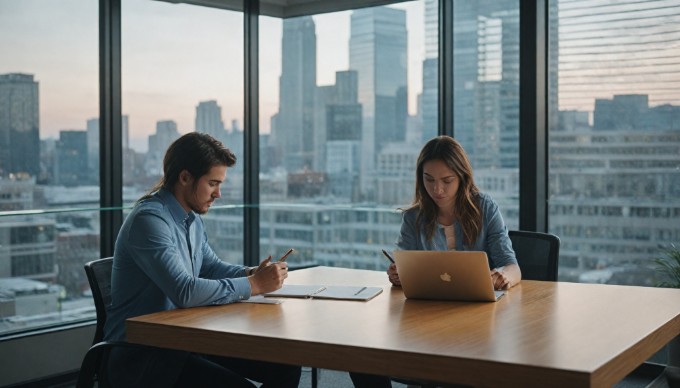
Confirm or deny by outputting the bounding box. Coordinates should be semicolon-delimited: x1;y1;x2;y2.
490;268;510;290
387;263;401;287
490;264;521;290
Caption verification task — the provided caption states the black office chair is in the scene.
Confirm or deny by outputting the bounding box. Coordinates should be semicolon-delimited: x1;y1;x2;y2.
76;257;143;388
508;230;560;281
84;257;113;345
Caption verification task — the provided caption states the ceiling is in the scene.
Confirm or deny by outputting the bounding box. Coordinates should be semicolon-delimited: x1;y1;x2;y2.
156;0;411;18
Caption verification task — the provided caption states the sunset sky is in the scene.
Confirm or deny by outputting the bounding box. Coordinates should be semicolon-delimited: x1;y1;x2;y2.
0;0;423;152
2;0;678;152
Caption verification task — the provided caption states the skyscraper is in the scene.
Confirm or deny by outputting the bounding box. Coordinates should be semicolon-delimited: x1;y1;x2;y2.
275;16;317;172
0;73;40;178
349;6;408;199
195;100;225;140
146;120;179;176
421;0;438;139
55;130;88;186
86;118;99;184
324;70;362;200
86;115;129;184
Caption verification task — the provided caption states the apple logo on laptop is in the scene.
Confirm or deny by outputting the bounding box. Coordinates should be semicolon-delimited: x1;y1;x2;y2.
440;272;452;282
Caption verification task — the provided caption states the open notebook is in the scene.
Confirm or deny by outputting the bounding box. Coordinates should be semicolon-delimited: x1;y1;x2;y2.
264;284;383;301
393;250;504;302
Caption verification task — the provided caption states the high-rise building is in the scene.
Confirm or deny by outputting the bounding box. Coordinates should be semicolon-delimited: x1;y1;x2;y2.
313;85;334;173
86;118;99;184
0;73;40;178
421;0;438;139
325;71;362;143
55;130;88;186
452;2;518;168
421;58;438;141
349;6;408;199
195;100;225;140
146;120;179;176
324;71;362;200
86;115;129;184
275;16;317;172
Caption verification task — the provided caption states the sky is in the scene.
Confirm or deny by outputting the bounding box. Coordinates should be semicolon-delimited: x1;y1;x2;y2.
2;0;678;152
0;0;424;152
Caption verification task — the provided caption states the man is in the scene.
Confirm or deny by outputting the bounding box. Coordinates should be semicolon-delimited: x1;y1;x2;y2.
104;132;300;387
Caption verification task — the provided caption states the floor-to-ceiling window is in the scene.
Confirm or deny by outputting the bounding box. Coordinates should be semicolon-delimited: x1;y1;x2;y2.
258;1;432;270
548;0;680;286
0;0;99;337
121;0;245;264
451;0;521;230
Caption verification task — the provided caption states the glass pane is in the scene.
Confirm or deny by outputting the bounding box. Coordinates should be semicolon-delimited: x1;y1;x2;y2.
549;0;680;286
0;1;99;336
260;1;431;268
452;0;520;230
121;0;244;264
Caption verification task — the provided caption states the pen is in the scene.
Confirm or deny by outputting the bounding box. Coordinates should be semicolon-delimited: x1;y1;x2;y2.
354;286;367;295
381;249;395;264
277;248;295;262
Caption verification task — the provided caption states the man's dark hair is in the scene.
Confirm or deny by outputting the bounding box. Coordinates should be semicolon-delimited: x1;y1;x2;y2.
140;132;236;201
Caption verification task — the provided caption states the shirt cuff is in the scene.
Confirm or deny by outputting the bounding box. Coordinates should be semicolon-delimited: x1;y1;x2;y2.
231;276;252;300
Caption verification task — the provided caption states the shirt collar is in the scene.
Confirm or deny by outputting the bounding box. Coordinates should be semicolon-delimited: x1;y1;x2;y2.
156;187;195;226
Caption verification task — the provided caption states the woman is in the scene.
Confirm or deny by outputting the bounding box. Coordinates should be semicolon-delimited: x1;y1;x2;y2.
350;136;520;388
388;135;521;289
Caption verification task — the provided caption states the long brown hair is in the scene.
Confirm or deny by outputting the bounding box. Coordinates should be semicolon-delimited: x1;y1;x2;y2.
139;132;236;202
408;136;481;246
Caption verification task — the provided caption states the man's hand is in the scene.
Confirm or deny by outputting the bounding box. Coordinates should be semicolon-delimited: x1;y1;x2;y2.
248;256;288;295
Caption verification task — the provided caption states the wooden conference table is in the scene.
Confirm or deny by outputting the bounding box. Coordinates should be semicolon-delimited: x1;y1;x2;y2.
126;266;680;387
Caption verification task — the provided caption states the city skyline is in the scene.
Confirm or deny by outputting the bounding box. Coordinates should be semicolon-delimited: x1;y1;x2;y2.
0;0;424;152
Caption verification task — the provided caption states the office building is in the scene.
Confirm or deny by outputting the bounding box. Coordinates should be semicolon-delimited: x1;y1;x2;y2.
0;73;40;178
86;115;130;185
86;118;98;183
145;120;179;176
350;6;408;199
323;70;362;200
195;100;226;139
420;0;437;139
55;130;88;187
273;16;317;172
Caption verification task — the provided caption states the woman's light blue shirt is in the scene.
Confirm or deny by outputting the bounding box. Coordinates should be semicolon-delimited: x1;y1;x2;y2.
396;192;517;269
104;188;251;341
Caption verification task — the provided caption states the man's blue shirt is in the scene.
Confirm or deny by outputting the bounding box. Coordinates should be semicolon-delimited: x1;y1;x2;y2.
104;188;251;341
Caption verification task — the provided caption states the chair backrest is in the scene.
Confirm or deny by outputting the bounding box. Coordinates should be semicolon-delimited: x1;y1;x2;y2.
84;257;113;345
508;230;560;281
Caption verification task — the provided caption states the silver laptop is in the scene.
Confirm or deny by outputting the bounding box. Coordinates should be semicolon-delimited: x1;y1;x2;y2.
392;250;505;302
